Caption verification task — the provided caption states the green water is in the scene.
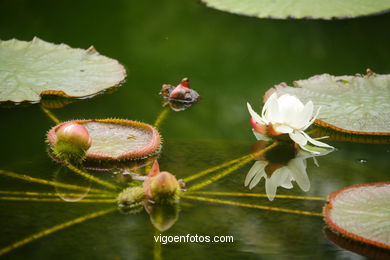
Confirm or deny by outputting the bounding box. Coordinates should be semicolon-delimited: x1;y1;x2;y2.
0;0;389;259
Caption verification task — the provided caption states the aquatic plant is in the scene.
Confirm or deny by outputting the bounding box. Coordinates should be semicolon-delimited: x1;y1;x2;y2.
143;161;181;204
160;78;200;111
245;141;330;200
324;182;390;250
270;70;390;136
200;0;390;20
0;37;126;103
47;119;161;162
49;122;92;163
247;92;334;153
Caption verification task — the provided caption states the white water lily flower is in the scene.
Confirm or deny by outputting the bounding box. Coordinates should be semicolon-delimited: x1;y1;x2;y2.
245;150;327;201
247;93;334;154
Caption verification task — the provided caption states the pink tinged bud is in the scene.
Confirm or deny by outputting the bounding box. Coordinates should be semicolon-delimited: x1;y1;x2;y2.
148;160;160;177
169;78;191;100
150;171;179;196
56;122;92;150
143;160;180;203
53;122;92;163
250;117;267;135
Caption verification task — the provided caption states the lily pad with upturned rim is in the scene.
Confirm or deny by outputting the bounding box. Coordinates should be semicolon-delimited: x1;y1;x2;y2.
324;182;390;250
47;119;162;161
0;37;126;103
271;70;390;136
200;0;390;20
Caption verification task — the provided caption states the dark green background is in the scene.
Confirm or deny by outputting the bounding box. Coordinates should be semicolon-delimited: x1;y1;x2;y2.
0;0;389;259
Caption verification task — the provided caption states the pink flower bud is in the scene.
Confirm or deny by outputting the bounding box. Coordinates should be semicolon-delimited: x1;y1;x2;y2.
52;122;92;163
169;78;191;100
56;122;92;149
143;161;180;203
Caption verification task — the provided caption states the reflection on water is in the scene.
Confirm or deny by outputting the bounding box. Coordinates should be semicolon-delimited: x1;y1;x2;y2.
53;166;91;202
245;141;332;201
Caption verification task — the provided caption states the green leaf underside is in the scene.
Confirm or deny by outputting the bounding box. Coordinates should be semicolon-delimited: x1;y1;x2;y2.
274;73;390;134
201;0;390;19
84;122;152;157
0;37;126;103
329;183;390;247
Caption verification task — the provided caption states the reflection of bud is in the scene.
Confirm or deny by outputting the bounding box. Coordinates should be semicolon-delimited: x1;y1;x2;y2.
54;165;91;202
143;161;181;203
52;122;92;163
145;201;180;232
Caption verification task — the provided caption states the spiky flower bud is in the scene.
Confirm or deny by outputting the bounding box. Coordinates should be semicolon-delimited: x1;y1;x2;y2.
52;122;92;163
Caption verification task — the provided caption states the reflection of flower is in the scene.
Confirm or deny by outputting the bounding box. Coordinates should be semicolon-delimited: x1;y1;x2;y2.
245;141;331;201
247;93;333;154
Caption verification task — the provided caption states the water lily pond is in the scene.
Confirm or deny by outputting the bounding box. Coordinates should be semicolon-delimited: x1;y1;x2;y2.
0;1;390;259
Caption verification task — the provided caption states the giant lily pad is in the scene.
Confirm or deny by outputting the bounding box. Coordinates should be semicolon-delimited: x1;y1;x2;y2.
47;119;161;161
324;182;390;250
271;71;390;135
201;0;390;20
0;37;126;103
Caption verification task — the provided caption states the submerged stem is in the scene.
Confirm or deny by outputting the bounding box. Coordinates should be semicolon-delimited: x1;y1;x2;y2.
186;191;326;201
182;195;323;217
0;207;116;256
188;142;278;191
0;196;116;203
0;169;112;194
0;190;115;198
66;163;119;191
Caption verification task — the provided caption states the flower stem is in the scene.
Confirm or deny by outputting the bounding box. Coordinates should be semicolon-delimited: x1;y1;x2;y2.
154;107;170;130
40;105;61;124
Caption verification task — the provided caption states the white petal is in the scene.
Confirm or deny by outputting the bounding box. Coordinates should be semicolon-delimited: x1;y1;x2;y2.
289;131;308;146
291;101;313;130
247;103;267;124
277;94;304;124
273;167;293;189
245;161;266;187
274;124;294;134
265;177;278;201
287;158;310;192
249;170;265;190
262;92;278;118
264;93;282;123
303;106;321;130
301;131;334;149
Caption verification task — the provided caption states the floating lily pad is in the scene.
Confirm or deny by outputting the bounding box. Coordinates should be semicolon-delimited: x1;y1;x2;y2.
201;0;390;20
324;182;390;250
324;227;390;260
47;119;161;161
0;37;126;103
271;71;390;135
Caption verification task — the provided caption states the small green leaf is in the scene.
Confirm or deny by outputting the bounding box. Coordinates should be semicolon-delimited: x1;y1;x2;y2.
201;0;390;20
0;37;126;103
